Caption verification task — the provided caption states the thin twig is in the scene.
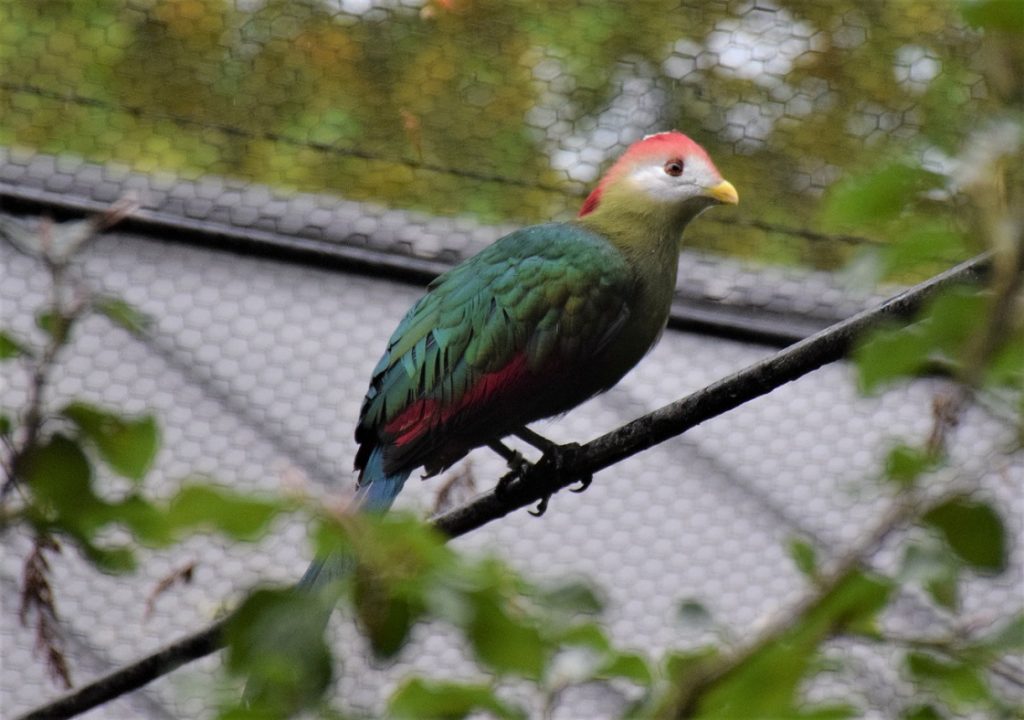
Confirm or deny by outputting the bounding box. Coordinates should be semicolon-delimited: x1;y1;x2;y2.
2;223;88;499
18;253;991;720
20;535;72;689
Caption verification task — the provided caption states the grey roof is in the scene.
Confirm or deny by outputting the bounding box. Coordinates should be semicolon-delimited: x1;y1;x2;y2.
1;155;1020;719
0;148;886;343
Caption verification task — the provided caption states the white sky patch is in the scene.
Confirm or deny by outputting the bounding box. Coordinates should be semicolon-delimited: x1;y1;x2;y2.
319;0;425;14
722;100;783;151
662;38;704;81
894;45;941;94
705;1;823;88
234;0;267;12
528;55;666;185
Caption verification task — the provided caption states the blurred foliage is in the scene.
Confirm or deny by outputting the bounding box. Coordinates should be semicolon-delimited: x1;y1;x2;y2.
0;0;1013;269
219;512;646;718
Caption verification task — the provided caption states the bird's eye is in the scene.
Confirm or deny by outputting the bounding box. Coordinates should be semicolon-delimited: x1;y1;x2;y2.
664;159;684;177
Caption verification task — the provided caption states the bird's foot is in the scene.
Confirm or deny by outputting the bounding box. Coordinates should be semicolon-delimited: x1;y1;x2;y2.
493;432;589;516
528;442;591;512
495;468;518;497
490;441;532;497
529;494;550;517
570;473;593;494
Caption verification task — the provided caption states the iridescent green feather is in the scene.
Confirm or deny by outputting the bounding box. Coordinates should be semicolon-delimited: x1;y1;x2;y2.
356;223;635;463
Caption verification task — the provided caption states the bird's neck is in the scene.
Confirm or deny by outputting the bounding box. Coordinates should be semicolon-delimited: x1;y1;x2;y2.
576;189;707;271
575;191;709;346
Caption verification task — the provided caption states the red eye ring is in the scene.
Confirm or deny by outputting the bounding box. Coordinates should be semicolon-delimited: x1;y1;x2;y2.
664;159;684;177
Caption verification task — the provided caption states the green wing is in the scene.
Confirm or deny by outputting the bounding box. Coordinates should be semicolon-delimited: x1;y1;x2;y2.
355;222;633;474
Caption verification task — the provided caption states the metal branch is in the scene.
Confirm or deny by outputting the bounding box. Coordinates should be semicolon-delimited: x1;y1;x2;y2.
17;253;991;720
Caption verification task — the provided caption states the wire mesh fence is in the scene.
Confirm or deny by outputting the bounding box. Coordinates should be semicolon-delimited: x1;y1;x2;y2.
1;1;1020;718
0;0;991;267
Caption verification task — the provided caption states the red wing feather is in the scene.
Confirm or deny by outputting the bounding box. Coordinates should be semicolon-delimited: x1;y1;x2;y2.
384;351;532;448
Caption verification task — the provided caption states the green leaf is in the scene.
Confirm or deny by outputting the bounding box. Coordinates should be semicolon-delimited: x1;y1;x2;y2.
665;646;720;679
959;0;1024;33
103;494;174;546
598;651;653;686
794;704;858;720
986;331;1024;389
93;296;152;336
353;566;420;659
854;286;988;393
973;613;1024;653
23;433;100;524
881;221;967;277
823;162;944;230
36;311;63;340
884;444;936;488
678;599;714;629
388;678;526;720
0;413;11;437
924;287;988;357
696;570;892;718
923;497;1007;574
788;538;819;579
538;580;603;614
854;323;932;393
80;544;136;573
907;652;992;709
0;330;31;360
165;484;284;541
224;588;333;718
21;433;139;571
900;537;960;611
902;705;945;720
61;402;159;481
467;590;547;678
558;622;612;652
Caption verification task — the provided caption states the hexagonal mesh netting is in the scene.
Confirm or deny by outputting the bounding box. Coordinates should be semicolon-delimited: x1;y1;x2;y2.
1;1;1020;719
1;0;992;266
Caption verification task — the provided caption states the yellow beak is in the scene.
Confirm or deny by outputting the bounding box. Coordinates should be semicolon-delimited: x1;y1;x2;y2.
707;179;739;205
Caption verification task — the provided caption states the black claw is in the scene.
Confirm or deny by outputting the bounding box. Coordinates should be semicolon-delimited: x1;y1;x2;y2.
569;474;593;493
495;469;518;497
529;494;550;517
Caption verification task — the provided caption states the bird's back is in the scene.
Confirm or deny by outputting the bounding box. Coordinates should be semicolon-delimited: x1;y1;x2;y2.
354;222;643;479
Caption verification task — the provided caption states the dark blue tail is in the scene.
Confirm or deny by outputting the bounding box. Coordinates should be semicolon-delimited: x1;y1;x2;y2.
245;454;411;703
299;446;410;589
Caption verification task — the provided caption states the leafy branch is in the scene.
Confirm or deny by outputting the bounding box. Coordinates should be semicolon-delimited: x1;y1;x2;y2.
16;251;992;720
1;209;303;713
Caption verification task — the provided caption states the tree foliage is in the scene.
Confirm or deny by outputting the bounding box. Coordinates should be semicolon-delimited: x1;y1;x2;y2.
0;0;1007;267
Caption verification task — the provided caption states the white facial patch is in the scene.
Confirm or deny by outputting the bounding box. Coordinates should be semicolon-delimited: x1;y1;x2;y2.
625;155;721;204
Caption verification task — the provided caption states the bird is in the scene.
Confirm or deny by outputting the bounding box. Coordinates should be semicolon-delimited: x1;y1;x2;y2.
304;130;737;587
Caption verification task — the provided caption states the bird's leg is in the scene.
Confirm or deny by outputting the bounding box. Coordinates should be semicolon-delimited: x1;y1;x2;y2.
513;426;558;454
515;427;592;495
488;439;527;470
515;436;593;517
488;440;531;497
